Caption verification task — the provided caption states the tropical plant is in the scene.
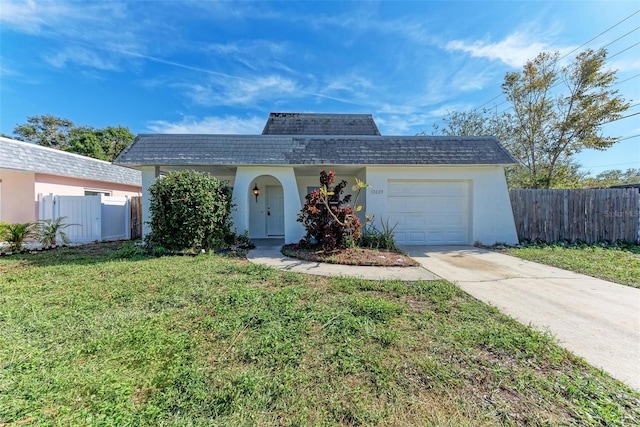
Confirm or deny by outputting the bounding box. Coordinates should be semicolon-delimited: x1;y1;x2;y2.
37;217;77;247
359;219;398;251
147;170;235;251
297;170;369;251
0;222;38;252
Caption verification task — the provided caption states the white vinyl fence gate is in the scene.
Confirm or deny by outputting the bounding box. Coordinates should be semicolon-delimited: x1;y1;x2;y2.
38;194;131;243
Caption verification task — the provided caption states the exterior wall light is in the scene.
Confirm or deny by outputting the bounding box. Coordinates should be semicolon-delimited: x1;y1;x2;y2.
253;183;260;202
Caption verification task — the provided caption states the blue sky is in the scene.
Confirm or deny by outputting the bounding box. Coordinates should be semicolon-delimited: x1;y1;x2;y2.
1;0;638;175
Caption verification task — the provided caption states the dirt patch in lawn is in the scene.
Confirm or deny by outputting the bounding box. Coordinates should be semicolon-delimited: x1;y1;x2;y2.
282;244;419;267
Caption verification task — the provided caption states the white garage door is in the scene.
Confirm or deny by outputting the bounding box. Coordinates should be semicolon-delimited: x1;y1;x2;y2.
387;180;470;245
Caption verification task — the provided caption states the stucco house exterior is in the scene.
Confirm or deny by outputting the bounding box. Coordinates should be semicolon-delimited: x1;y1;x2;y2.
114;112;518;245
0;136;142;223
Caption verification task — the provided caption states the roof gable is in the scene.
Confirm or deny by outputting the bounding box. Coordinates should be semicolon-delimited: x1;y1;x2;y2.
262;112;381;136
1;137;141;186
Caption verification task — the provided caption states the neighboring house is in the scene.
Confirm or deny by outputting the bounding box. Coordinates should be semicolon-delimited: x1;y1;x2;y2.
114;112;518;245
0;136;141;223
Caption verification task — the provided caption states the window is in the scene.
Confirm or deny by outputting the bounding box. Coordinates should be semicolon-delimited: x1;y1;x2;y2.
84;189;111;196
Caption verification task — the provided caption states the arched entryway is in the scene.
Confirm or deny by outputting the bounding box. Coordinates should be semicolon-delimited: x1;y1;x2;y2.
249;175;284;238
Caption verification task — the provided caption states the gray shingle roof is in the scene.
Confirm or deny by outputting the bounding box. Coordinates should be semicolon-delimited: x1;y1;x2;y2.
262;113;381;135
114;134;516;167
1;137;142;186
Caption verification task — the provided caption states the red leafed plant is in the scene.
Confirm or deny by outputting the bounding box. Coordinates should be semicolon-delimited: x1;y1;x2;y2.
297;170;368;251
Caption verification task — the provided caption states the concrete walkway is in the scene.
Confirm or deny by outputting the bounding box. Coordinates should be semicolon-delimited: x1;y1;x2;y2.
247;240;439;281
401;245;640;391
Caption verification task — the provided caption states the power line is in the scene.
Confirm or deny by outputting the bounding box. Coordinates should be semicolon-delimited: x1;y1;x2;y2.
602;26;640;48
470;9;640;111
605;111;640;124
609;41;640;59
582;161;639;168
617;73;640;85
559;9;640;60
617;134;639;142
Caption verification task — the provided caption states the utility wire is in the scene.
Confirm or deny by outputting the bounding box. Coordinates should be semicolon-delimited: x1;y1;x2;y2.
602;26;640;48
603;111;640;124
470;9;640;111
617;134;639;142
559;10;640;60
609;41;640;59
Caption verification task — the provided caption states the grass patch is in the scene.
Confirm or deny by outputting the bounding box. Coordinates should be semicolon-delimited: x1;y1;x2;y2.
1;242;639;425
500;242;640;288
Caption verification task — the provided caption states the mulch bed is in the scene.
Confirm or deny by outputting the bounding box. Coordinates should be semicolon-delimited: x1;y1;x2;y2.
281;244;418;267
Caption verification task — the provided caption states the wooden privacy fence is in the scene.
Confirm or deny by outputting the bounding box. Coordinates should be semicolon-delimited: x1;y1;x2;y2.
130;196;142;240
509;189;640;244
39;194;134;243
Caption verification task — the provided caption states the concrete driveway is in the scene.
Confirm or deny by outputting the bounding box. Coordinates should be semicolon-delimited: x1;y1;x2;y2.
401;245;640;391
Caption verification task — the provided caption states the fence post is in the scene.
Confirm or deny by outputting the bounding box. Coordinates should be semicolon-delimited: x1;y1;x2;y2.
637;190;640;244
125;196;131;240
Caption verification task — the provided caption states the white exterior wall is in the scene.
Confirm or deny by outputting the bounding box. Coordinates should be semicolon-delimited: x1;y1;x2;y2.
233;166;304;244
141;166;159;238
365;166;518;245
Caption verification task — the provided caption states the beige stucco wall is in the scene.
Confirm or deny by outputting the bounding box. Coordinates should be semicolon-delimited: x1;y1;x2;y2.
34;174;141;198
0;171;141;224
0;170;37;223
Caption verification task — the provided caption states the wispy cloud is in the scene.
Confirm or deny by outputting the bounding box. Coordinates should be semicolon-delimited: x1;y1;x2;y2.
176;74;302;107
445;26;578;68
146;115;266;134
1;1;145;71
46;46;120;71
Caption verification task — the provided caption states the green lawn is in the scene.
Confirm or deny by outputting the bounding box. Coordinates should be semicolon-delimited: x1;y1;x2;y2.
1;242;638;426
501;243;640;288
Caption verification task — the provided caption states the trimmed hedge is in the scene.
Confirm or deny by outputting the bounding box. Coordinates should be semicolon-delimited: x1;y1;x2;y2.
147;170;234;250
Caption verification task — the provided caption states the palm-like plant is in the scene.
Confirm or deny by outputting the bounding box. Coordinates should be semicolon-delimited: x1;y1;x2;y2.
37;217;76;247
1;222;38;252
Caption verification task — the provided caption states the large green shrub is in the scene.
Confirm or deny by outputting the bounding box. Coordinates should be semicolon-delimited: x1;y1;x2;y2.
147;170;234;251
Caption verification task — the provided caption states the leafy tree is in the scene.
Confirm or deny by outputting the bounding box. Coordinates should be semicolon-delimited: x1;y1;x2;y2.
13;115;74;149
583;168;640;188
297;170;367;251
12;115;134;161
434;49;629;189
65;125;135;161
147;170;234;251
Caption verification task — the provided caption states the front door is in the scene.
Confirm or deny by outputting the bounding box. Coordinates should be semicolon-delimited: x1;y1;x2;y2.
266;185;284;236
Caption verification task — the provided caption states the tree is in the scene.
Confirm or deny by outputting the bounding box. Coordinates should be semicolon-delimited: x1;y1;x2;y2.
65;125;134;161
583;168;640;188
434;49;630;189
13;115;74;149
12;115;134;161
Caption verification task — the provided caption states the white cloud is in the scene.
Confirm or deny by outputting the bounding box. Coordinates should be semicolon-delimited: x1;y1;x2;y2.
178;74;302;107
146;115;266;134
446;30;577;68
206;39;293;73
608;57;640;74
46;47;119;71
1;1;144;71
0;0;126;34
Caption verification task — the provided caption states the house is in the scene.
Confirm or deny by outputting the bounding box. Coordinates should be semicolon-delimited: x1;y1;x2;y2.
114;112;518;245
0;136;142;223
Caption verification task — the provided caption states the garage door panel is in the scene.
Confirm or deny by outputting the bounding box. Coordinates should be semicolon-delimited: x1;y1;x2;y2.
388;180;470;245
